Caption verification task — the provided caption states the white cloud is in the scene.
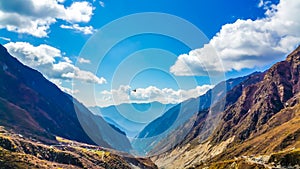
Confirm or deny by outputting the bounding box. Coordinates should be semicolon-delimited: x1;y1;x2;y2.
0;36;11;42
170;45;221;76
99;85;214;107
50;79;79;94
4;42;106;85
170;0;300;76
258;0;275;11
77;57;91;64
64;1;94;23
0;0;94;37
258;0;264;8
99;1;105;7
60;24;95;35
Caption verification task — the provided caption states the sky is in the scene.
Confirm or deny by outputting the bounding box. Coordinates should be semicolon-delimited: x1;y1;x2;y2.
0;0;299;107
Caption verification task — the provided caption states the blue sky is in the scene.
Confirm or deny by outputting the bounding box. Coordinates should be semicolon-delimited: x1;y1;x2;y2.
0;0;299;107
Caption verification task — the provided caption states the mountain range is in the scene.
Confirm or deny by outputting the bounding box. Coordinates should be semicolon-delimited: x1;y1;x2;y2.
152;46;300;168
89;102;175;138
132;73;254;155
0;43;299;168
0;44;157;168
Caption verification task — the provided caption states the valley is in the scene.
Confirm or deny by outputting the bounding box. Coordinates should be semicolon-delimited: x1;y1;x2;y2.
0;44;300;168
1;0;300;168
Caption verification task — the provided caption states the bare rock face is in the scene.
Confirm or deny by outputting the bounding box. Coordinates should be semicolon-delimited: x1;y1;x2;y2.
152;46;300;169
212;46;300;144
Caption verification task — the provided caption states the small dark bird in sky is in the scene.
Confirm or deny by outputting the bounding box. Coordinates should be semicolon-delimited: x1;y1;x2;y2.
132;89;137;92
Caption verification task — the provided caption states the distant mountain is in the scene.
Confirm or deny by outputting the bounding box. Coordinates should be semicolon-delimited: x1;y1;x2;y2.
152;46;300;168
89;102;175;138
132;72;254;156
0;44;131;152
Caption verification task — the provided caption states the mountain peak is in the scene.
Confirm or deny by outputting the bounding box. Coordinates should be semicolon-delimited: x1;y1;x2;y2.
286;45;300;62
152;46;300;169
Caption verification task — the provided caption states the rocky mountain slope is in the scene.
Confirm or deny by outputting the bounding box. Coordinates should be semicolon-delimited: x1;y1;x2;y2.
0;126;157;169
152;46;300;168
1;41;299;168
0;44;159;168
0;44;132;151
133;71;257;156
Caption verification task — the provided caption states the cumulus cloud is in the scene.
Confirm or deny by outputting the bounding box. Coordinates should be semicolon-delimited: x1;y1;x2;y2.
4;42;106;85
50;79;79;94
64;1;94;23
170;0;300;76
99;85;214;107
0;0;94;37
77;57;91;64
60;24;95;35
99;1;105;8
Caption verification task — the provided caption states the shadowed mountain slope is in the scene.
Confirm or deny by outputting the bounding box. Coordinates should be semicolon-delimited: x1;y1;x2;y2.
0;44;131;151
